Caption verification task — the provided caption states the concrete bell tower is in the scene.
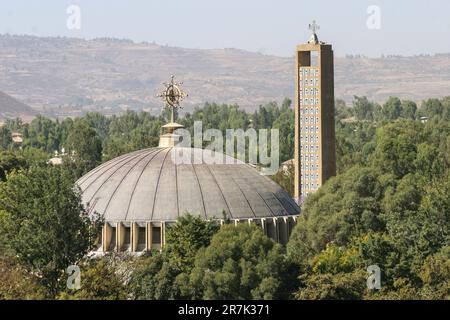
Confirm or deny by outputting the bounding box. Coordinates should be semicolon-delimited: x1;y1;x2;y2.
294;21;336;204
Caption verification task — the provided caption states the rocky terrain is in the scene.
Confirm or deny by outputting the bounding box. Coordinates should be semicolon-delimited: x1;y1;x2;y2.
0;90;36;121
0;34;449;119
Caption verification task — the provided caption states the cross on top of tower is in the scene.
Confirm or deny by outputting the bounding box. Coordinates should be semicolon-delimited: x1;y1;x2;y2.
309;20;320;35
308;20;320;44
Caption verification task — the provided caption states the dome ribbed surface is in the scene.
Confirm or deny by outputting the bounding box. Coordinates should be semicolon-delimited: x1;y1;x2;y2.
77;147;299;222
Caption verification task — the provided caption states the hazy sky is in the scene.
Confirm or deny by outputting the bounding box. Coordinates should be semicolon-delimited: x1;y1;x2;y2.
0;0;449;57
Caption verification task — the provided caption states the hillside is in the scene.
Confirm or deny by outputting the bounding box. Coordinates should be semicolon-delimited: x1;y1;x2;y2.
0;90;36;121
0;34;449;117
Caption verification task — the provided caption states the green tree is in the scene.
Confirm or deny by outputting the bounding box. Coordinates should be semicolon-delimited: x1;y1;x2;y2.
352;96;374;120
65;119;102;177
21;147;50;166
83;112;111;141
24;115;61;152
418;247;450;299
129;214;219;300
287;166;386;265
58;256;127;300
401;100;417;120
0;151;28;181
0;250;46;299
0;166;102;297
272;109;294;162
187;224;294;300
371;120;423;177
421;98;443;118
102;111;163;160
382;97;402;120
296;271;366;300
271;162;294;197
335;99;352;121
164;214;219;272
0;126;12;149
129;252;170;300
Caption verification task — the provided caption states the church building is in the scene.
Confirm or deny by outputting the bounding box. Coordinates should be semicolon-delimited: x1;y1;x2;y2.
77;77;299;253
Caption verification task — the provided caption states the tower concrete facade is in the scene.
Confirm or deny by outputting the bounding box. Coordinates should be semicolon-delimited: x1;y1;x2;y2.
294;22;336;204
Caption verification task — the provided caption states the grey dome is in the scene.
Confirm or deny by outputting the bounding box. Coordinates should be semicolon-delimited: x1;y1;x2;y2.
77;147;299;222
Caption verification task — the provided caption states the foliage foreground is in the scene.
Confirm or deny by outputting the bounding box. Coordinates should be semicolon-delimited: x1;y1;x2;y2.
0;96;449;299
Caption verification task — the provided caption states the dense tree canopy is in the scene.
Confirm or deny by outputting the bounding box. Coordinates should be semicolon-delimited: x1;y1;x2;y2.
186;224;295;300
0;251;46;299
288;110;450;299
0;151;27;181
129;218;294;300
0;95;449;300
0;166;103;297
129;215;219;299
64;118;102;176
57;256;128;300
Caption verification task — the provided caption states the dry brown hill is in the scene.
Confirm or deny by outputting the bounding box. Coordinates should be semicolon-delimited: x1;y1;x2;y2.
0;34;449;117
0;90;36;121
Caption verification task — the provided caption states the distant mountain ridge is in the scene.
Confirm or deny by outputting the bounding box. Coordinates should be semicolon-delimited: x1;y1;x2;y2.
0;34;449;118
0;90;36;121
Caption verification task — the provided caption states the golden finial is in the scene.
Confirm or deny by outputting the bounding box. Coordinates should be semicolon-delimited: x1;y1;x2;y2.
156;75;188;123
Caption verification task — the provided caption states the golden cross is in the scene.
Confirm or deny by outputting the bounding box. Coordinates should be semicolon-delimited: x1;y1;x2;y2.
156;75;188;123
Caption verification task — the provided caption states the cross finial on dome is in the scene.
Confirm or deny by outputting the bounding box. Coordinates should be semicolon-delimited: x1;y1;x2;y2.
156;75;188;123
156;76;188;147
